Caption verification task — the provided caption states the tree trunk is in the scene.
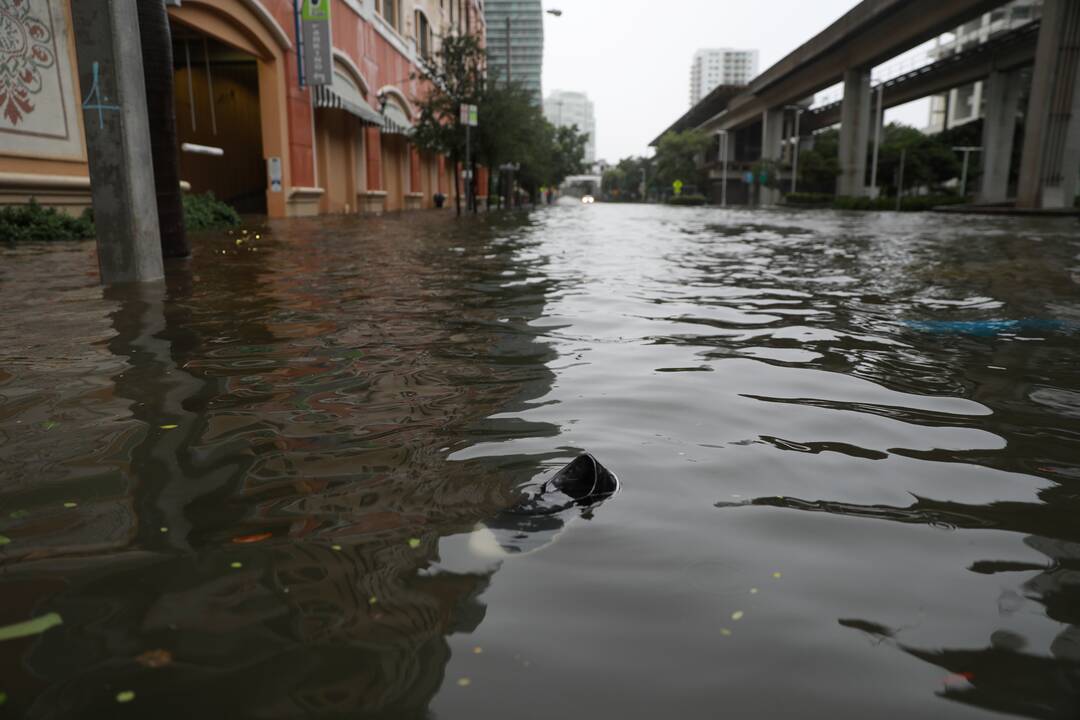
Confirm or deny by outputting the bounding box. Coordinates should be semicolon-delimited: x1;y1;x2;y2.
137;0;189;258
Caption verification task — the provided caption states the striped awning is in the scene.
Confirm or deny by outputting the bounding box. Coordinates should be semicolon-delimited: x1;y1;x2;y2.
381;101;413;136
313;81;383;126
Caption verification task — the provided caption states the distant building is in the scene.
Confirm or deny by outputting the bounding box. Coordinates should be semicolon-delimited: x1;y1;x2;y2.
485;0;544;102
689;48;759;106
926;0;1041;132
544;90;596;163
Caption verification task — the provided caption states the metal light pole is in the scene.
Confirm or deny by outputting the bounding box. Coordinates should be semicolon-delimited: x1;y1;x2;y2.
719;130;729;207
896;148;906;211
870;84;884;198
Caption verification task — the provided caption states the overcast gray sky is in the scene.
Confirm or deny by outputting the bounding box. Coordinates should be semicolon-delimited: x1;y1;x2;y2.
541;0;929;162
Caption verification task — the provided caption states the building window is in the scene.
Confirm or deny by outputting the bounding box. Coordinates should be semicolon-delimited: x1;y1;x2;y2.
379;0;400;32
416;10;431;59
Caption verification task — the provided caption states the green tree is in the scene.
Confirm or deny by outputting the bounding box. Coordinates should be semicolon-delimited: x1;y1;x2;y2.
653;130;710;195
602;156;652;201
796;128;840;194
411;34;486;215
874;123;961;197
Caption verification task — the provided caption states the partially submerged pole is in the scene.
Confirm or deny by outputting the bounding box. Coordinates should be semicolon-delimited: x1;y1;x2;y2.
72;0;164;284
137;0;189;258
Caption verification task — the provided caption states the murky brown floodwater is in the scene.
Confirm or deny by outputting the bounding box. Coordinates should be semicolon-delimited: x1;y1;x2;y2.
1;205;1079;719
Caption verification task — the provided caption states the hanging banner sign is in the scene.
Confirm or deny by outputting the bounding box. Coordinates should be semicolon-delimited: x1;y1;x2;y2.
301;0;332;86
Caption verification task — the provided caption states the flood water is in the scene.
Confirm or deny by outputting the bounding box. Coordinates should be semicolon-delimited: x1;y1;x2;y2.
1;204;1079;719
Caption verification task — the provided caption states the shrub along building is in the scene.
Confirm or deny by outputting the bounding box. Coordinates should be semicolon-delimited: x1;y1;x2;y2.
0;0;486;219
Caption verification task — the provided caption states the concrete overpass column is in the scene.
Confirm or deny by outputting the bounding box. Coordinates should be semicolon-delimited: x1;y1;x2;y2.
1017;0;1080;209
837;68;872;197
761;108;784;204
979;69;1023;204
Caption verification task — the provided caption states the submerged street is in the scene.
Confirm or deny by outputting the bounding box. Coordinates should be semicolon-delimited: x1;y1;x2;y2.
1;204;1078;717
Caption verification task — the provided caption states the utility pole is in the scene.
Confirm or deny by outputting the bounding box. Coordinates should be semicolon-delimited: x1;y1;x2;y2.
719;131;729;207
790;109;801;194
72;0;164;284
896;148;906;212
870;84;884;198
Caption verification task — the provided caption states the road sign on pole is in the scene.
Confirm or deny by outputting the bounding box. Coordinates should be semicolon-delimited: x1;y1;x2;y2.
673;179;683;196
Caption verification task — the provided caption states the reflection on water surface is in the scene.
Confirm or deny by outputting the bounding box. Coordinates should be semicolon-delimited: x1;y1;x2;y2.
0;206;1078;718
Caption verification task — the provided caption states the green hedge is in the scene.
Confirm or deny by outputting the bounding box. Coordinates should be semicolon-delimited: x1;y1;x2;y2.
0;200;94;242
784;192;834;205
183;191;241;232
667;194;708;206
834;194;967;212
0;192;240;242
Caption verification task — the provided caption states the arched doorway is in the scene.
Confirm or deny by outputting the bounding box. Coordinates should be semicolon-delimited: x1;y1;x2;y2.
314;56;380;214
167;0;292;217
378;90;413;212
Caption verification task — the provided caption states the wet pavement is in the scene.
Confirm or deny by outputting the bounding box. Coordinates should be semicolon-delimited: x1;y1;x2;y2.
0;205;1079;718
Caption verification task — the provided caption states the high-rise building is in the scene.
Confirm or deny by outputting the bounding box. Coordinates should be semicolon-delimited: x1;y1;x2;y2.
689;48;759;106
926;0;1041;131
544;90;596;163
485;0;544;102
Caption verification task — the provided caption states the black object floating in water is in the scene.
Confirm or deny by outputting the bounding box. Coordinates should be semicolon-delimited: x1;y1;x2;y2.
510;453;619;516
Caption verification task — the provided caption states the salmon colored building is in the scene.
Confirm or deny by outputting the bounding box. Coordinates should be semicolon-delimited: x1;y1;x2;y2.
0;0;487;218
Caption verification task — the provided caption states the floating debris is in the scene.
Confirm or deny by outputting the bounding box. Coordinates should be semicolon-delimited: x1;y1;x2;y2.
160;424;178;430
368;596;378;605
9;510;28;520
473;646;483;654
63;502;77;509
772;571;782;579
231;532;272;544
135;649;173;669
42;421;58;430
116;690;135;703
749;588;759;595
0;535;10;546
160;527;169;533
408;538;421;549
0;612;63;642
457;678;472;688
731;610;744;621
229;561;243;569
720;628;733;637
331;544;343;551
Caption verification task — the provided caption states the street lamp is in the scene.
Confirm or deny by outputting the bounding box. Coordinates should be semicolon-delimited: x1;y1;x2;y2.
717;130;729;207
783;105;804;195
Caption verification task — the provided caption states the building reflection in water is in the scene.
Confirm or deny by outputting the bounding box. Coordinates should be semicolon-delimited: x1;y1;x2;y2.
0;213;569;718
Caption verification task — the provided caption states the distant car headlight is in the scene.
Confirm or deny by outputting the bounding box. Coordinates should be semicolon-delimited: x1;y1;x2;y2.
582;195;595;204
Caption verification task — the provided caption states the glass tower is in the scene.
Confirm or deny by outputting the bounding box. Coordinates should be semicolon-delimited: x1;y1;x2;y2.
484;0;544;103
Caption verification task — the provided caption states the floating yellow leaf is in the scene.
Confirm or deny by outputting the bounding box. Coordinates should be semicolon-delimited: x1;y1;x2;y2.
230;561;243;569
457;678;471;688
720;628;732;637
772;571;782;579
368;596;378;605
473;646;483;654
116;690;135;703
0;613;62;642
731;611;744;621
160;527;168;533
331;544;342;551
0;535;10;546
408;538;421;549
160;424;178;430
63;502;77;509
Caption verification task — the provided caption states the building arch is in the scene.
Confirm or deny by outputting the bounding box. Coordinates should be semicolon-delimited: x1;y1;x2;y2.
376;85;414;120
332;49;372;98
